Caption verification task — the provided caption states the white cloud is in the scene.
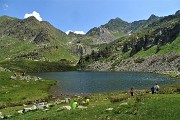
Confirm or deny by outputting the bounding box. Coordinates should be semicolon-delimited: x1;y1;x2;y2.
3;4;8;10
65;30;73;35
66;30;86;35
24;11;42;21
74;31;86;35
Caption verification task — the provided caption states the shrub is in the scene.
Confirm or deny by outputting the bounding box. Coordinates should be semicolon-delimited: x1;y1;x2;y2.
167;54;179;62
134;57;145;63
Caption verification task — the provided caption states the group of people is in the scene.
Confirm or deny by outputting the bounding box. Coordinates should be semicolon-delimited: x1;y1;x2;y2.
72;97;90;109
129;82;160;96
151;83;160;94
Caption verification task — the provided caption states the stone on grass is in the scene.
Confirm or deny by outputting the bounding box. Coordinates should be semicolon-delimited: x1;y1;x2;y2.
37;102;47;110
62;106;71;110
10;76;16;80
120;102;128;106
43;109;49;111
0;112;4;119
46;103;54;108
65;98;71;103
106;108;113;111
23;108;32;112
57;106;71;111
77;105;87;109
23;104;27;107
31;105;37;110
18;110;24;114
55;99;66;104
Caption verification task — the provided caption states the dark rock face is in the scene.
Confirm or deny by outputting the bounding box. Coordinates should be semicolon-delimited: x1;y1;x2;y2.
86;27;115;44
75;44;85;56
122;21;180;56
175;10;180;16
33;30;54;43
1;17;42;42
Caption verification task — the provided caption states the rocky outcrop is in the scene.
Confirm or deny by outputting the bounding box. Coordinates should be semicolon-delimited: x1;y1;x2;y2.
86;27;115;44
86;52;179;73
0;16;66;44
75;43;85;56
127;14;160;32
15;52;39;59
115;52;180;72
122;20;180;56
87;61;113;71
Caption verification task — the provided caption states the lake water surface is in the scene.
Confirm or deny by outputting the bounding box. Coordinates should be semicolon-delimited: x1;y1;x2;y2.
30;71;179;95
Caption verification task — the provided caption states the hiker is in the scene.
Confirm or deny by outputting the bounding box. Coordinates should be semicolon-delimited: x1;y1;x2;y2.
154;83;160;94
130;88;135;96
85;97;90;105
151;86;155;94
72;100;78;109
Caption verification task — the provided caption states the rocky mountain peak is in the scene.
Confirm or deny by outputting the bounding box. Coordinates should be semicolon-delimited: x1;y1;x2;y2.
108;17;125;24
148;14;159;21
24;16;40;23
104;17;129;31
175;10;180;16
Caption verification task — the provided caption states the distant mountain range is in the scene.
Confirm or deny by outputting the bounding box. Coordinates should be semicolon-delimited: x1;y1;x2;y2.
0;10;179;73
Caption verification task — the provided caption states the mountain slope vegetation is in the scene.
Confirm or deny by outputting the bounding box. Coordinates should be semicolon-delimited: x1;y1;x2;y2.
0;11;180;73
78;11;180;73
0;16;79;71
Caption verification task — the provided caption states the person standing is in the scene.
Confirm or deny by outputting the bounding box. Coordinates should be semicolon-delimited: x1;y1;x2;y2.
154;83;160;94
130;88;135;96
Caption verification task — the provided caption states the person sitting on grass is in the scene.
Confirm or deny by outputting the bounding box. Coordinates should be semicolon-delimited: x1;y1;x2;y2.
72;100;78;109
151;86;155;94
85;97;90;105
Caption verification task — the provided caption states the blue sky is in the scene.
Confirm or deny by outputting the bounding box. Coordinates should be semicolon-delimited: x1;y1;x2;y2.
0;0;180;34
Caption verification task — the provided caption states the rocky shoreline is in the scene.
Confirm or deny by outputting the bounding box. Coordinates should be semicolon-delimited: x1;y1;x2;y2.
87;52;180;77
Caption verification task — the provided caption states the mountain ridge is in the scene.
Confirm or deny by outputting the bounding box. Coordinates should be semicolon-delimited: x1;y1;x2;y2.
77;10;180;74
0;10;180;73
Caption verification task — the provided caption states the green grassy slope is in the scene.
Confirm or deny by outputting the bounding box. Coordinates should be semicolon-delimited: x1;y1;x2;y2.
0;20;79;71
0;16;79;68
0;82;179;120
0;71;56;107
0;59;77;72
0;16;18;24
0;36;36;61
134;35;180;58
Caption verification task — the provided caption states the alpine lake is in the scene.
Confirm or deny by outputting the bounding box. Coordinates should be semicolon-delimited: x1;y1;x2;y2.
29;71;179;96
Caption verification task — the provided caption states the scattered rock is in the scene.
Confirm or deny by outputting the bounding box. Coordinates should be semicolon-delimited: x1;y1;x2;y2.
37;102;47;110
106;108;113;111
65;98;71;103
61;106;71;110
10;76;16;80
18;110;23;114
77;106;87;109
120;102;128;106
0;112;3;118
31;105;37;110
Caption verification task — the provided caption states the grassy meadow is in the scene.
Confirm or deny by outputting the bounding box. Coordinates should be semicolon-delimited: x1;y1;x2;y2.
0;71;56;108
0;69;179;120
